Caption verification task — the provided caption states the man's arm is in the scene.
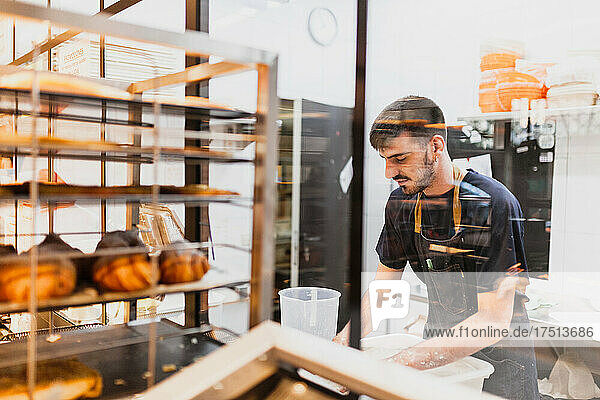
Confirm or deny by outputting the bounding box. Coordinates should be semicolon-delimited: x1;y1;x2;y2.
387;275;517;369
333;262;404;345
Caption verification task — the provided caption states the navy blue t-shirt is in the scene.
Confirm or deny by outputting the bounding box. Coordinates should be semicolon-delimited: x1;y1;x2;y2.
376;169;529;293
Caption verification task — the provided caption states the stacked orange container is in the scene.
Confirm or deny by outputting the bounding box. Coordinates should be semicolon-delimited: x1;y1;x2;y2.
479;39;540;112
479;69;512;113
495;71;543;111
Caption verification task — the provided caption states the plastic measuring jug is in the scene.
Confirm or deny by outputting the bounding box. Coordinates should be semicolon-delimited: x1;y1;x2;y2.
278;287;341;340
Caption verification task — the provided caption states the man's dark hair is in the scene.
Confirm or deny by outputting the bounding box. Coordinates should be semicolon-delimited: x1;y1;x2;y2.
369;95;447;150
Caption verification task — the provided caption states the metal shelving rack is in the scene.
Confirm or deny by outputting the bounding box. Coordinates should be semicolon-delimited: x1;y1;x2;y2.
0;0;277;397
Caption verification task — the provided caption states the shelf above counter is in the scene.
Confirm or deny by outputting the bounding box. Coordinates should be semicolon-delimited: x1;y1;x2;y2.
457;111;514;122
0;136;255;164
0;269;250;315
0;88;253;123
0;183;249;205
459;104;600;123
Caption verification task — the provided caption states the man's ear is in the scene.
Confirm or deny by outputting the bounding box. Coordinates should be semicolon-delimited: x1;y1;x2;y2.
431;134;446;154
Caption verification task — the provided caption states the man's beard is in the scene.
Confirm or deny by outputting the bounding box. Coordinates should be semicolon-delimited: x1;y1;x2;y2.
398;149;436;195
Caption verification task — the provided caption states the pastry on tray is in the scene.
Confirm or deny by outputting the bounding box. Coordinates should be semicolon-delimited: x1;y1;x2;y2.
145;94;238;111
92;230;153;292
0;359;102;399
159;242;210;284
0;68;132;101
0;183;239;198
158;184;239;196
0;235;78;303
0;182;74;197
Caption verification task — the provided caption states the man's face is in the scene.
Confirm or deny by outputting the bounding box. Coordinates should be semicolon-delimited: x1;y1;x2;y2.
378;135;435;195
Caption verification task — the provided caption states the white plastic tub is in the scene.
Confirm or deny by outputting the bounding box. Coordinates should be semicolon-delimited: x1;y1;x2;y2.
360;334;494;395
547;92;597;108
547;83;597;108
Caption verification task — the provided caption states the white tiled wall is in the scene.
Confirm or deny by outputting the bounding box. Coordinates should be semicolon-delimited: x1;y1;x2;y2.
364;1;600;301
550;114;600;296
209;0;357;109
207;0;357;279
206;1;600;305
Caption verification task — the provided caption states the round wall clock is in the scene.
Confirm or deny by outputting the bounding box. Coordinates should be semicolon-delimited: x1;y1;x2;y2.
308;7;338;47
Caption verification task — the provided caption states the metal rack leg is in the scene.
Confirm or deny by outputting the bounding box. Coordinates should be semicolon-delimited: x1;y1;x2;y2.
101;303;108;325
199;290;208;326
129;300;137;322
184;291;208;328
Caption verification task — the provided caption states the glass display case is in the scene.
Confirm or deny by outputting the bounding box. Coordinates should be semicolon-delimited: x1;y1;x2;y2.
0;1;277;397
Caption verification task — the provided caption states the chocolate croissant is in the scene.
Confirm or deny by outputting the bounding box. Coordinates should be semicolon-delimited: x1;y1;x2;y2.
159;243;210;284
0;235;77;303
92;230;153;292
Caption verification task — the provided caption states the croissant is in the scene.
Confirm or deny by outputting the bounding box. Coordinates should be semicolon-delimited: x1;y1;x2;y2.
92;230;153;292
93;254;152;292
159;244;210;284
0;358;102;399
0;263;76;303
0;236;77;303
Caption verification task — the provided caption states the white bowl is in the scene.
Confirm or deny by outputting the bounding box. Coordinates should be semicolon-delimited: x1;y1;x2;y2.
361;334;494;393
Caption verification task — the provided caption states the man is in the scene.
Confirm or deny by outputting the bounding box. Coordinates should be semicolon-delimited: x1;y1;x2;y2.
334;96;538;399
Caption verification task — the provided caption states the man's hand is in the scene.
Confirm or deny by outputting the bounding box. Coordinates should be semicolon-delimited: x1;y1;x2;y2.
383;347;446;370
383;276;520;370
333;323;350;346
384;349;414;367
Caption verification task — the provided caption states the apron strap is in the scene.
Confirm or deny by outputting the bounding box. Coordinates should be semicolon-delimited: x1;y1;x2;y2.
415;164;466;235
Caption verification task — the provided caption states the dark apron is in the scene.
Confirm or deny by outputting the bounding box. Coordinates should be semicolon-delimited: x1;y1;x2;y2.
414;165;539;400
